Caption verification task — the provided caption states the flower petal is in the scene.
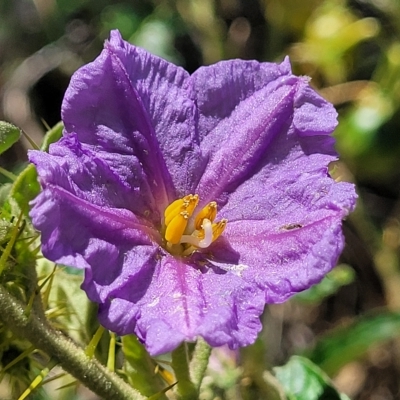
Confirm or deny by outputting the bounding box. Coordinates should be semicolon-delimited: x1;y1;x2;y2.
190;58;338;206
62;30;202;205
217;213;346;302
29;155;159;285
211;152;356;301
30;133;163;224
96;255;265;356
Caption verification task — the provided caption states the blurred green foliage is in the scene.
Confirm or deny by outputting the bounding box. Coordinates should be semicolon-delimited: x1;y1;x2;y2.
307;311;400;375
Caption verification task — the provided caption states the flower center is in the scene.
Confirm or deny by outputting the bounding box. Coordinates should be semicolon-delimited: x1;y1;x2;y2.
163;194;227;256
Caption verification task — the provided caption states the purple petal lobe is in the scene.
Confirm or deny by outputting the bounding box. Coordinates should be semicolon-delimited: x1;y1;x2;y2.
97;255;265;356
29;134;159;222
293;82;338;137
30;182;157;271
62;30;202;203
190;58;338;207
218;213;347;302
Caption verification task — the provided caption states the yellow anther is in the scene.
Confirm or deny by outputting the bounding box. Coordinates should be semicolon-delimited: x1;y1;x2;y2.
184;194;199;216
212;219;227;241
163;195;226;253
194;201;217;230
164;198;184;225
164;194;199;226
165;211;189;244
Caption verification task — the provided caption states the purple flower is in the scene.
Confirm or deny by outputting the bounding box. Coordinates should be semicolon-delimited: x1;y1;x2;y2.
29;30;356;356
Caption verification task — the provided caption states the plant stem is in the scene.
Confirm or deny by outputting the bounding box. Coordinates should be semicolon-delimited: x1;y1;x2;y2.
189;337;212;390
0;283;146;400
171;343;197;399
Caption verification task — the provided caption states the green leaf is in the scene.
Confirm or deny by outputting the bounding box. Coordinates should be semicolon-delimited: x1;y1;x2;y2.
0;214;11;243
9;165;40;216
40;121;63;151
295;264;355;304
122;335;167;398
274;356;349;400
307;311;400;375
36;259;91;345
0;121;21;154
0;183;12;207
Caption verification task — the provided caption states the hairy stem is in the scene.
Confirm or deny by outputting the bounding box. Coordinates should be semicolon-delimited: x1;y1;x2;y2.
189;337;212;390
0;283;145;400
171;343;197;399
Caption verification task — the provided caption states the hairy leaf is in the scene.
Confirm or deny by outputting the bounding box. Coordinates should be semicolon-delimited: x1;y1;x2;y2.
0;121;20;154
